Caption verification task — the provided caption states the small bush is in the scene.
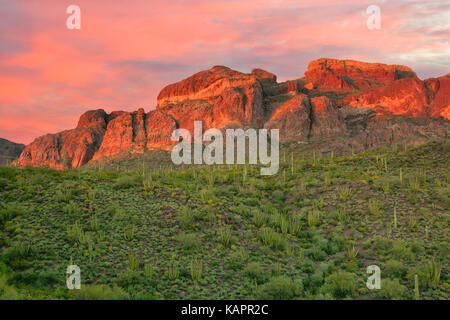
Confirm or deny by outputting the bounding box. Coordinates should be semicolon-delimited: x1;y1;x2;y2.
177;232;199;251
257;276;297;300
378;279;407;300
368;199;383;216
178;206;195;229
70;284;128;300
253;210;267;228
190;258;203;282
218;228;232;248
384;260;407;278
128;251;140;271
167;262;180;281
144;262;156;279
270;263;282;277
259;227;285;250
327;272;356;299
245;262;265;284
307;209;321;229
114;175;142;189
337;186;353;201
124;224;136;241
228;248;248;270
421;259;442;288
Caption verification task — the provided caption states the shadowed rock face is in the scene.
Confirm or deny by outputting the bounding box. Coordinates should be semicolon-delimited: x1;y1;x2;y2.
0;138;25;166
264;94;311;142
16;59;449;168
309;96;348;140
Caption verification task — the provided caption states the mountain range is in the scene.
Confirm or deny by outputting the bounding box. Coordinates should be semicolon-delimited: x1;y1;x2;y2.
14;58;449;169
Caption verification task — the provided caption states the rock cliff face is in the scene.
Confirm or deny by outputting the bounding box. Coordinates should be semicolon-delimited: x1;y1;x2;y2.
16;58;449;168
157;66;265;129
304;58;417;89
0;138;25;166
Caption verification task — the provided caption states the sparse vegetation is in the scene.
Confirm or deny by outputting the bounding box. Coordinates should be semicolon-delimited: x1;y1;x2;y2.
0;140;448;300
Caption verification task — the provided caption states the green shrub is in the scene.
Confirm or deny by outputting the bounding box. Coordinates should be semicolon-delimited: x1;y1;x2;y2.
114;175;142;189
70;284;128;300
190;258;203;282
228;248;248;270
258;227;285;250
270;263;282;277
253;210;267;228
178;206;195;229
378;279;407;300
218;228;232;248
167;262;180;281
0;203;23;229
391;240;414;261
300;259;315;274
310;247;327;261
144;262;156;279
124;224;136;241
128;251;140;271
337;186;353;201
245;262;264;283
177;232;199;251
257;276;297;300
368;199;383;216
272;190;285;203
327;271;356;299
421;259;442;288
384;260;407;278
0;273;24;299
307;209;321;229
67;221;85;244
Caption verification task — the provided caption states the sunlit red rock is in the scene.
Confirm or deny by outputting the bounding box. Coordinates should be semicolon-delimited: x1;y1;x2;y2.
15;59;449;169
341;76;450;120
305;58;416;89
157;65;265;128
425;74;450;119
18;126;106;169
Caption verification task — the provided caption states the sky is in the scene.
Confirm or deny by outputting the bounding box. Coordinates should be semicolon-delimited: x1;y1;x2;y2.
0;0;449;144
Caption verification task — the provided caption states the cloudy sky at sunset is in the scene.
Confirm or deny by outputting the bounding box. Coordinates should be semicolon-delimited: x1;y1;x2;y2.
0;0;449;144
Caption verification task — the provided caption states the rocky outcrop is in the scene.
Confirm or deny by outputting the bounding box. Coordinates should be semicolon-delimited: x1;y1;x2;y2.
306;59;449;120
342;78;431;118
264;94;311;142
157;66;265;128
425;74;450;119
19;112;107;169
304;58;416;89
15;59;449;168
309;96;347;140
0;138;25;166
